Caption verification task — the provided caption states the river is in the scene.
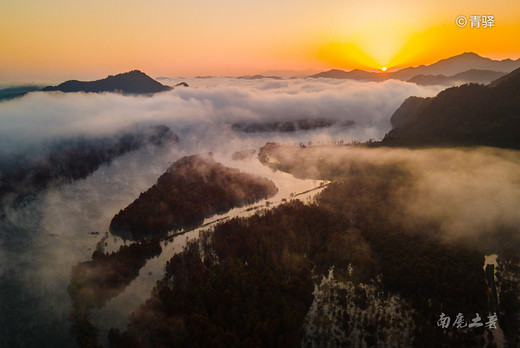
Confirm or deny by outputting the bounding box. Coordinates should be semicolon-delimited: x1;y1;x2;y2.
1;141;326;347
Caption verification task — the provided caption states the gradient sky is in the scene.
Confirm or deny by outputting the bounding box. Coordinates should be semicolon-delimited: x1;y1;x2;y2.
1;0;519;83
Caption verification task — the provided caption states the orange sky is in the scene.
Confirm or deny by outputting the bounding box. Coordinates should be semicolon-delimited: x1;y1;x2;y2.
1;0;519;83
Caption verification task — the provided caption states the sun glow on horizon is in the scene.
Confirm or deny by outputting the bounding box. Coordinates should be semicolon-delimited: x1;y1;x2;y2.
1;0;519;81
315;18;419;71
381;67;387;72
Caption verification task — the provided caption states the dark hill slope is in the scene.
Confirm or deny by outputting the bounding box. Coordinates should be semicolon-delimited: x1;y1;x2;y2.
42;70;171;94
0;125;178;209
0;86;42;102
382;67;520;149
110;154;278;239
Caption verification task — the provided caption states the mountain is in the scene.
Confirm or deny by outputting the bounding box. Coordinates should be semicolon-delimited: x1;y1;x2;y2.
408;69;506;86
0;125;178;210
488;67;520;87
42;70;171;94
392;52;520;80
382;67;520;149
389;96;432;128
309;69;385;81
0;85;42;102
232;118;354;133
109;154;278;240
236;74;283;80
309;53;520;83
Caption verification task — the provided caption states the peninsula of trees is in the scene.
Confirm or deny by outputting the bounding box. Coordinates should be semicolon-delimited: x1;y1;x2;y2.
110;154;278;240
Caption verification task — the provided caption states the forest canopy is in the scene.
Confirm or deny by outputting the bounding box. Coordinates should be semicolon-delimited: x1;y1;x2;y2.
110;154;278;240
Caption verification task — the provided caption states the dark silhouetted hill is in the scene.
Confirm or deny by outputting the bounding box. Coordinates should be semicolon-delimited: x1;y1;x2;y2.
0;86;42;102
0;125;178;209
110;154;278;240
382;67;520;149
42;70;171;94
389;96;433;128
488;66;520;87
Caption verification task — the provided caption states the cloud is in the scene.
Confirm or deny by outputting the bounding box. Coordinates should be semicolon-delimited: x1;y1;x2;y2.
0;78;442;156
265;144;520;251
401;147;520;244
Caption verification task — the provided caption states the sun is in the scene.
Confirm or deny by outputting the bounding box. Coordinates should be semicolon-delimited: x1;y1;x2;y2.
381;67;387;72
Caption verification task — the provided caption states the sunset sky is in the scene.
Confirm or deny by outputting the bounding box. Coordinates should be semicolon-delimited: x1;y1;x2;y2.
1;0;519;83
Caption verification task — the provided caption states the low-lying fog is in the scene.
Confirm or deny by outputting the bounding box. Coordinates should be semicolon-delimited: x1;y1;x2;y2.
0;77;489;346
0;77;443;156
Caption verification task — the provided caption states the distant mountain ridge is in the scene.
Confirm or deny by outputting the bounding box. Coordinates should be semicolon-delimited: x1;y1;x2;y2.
407;69;506;86
310;69;386;81
381;67;520;149
0;86;42;102
310;53;520;85
236;74;283;80
390;52;520;80
232;118;354;133
42;70;171;94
